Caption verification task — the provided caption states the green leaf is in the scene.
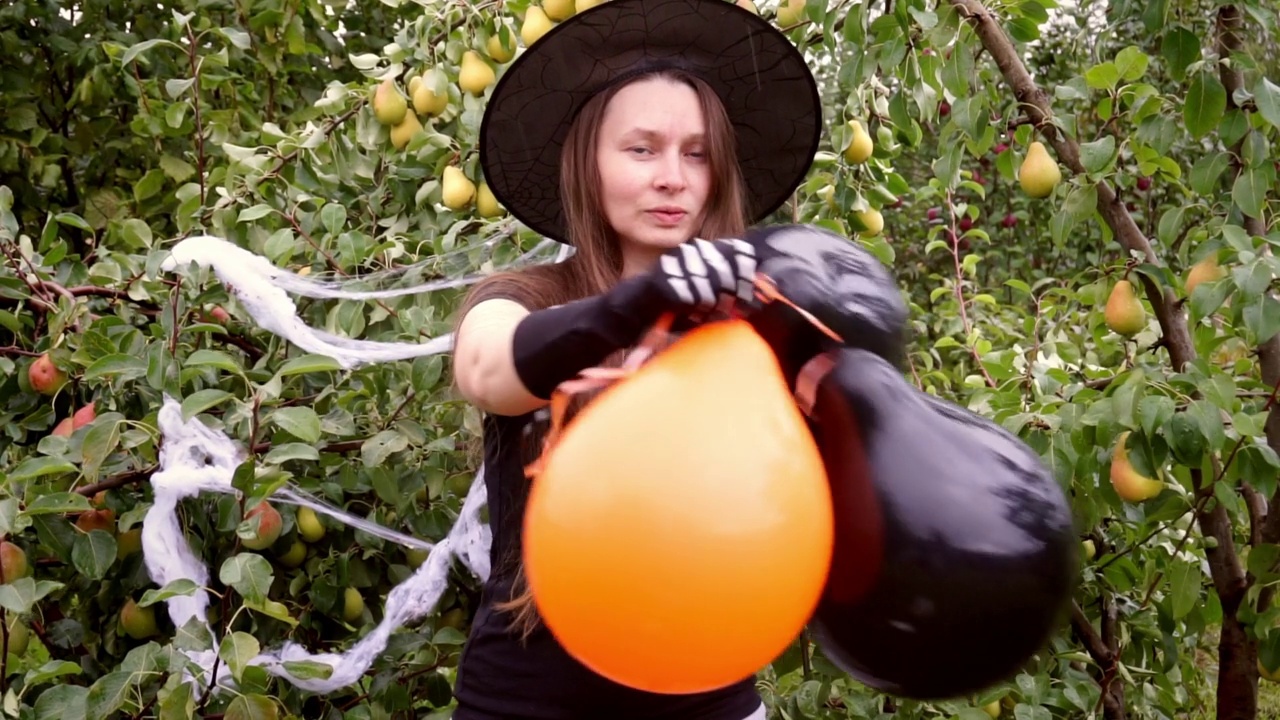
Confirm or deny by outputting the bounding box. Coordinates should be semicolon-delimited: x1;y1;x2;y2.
83;354;149;383
81;419;121;482
1006;17;1040;42
23;493;93;516
71;530;117;580
1190;152;1231;195
243;597;298;626
219;554;274;603
1184;73;1226;139
85;670;133;720
1138;395;1176;438
1160;27;1199;82
181;389;234;420
320;203;346;237
1166;411;1206;467
1079;135;1116;174
270;407;321;444
133;169;166;202
277;354;343;377
1170;560;1199;620
237;204;275;223
362;430;409;468
25;660;83;688
224;693;278;720
33;683;88;720
263;443;320;464
1253;77;1280;129
1232;165;1273;219
0;577;65;614
219;631;261;680
138;579;200;607
185;349;243;374
120;38;180;65
1243;294;1280;344
1114;46;1149;81
8;457;78;483
280;660;335;681
1084;62;1119;90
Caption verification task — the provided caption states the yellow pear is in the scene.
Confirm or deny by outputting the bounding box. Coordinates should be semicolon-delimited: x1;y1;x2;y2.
1104;279;1145;337
522;6;555;46
1186;256;1227;295
1109;432;1164;502
459;51;496;97
443;166;477;210
735;0;759;12
413;80;448;117
408;76;423;96
982;700;1002;719
487;30;516;63
477;183;504;217
389;112;423;150
1018;141;1062;198
854;207;883;237
844;120;874;164
776;0;806;26
371;78;408;126
577;0;604;8
543;0;575;21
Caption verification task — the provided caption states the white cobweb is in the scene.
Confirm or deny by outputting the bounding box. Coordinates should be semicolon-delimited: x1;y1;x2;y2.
142;229;571;695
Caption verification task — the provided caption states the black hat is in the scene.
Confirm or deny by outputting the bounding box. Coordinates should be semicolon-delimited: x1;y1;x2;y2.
478;0;823;244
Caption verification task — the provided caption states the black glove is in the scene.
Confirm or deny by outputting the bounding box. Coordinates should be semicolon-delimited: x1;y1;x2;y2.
511;238;759;400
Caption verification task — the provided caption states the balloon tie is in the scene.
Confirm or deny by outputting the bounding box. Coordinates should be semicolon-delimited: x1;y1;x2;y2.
752;272;844;343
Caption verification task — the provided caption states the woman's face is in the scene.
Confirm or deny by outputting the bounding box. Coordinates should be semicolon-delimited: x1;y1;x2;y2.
595;77;712;274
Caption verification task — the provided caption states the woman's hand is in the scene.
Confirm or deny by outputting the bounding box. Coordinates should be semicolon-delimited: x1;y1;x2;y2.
641;237;760;318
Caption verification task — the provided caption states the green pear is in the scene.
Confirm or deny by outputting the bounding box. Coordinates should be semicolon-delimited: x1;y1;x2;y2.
1104;279;1145;337
371;78;408;126
1018;141;1061;198
343;587;365;623
297;506;326;543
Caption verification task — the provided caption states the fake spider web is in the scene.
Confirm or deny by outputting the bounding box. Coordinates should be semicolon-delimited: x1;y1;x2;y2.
146;231;571;695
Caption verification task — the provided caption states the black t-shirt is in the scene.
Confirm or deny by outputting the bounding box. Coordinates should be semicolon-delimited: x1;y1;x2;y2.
451;408;763;720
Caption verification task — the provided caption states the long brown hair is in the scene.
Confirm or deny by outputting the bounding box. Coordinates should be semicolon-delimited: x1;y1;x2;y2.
454;68;750;639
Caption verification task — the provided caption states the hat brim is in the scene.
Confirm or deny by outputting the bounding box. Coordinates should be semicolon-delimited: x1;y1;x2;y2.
478;0;823;245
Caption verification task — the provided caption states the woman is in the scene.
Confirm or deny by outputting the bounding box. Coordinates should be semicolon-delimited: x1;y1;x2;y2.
449;0;823;717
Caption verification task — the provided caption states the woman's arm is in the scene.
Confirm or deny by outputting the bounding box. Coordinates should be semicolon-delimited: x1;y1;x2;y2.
453;298;548;417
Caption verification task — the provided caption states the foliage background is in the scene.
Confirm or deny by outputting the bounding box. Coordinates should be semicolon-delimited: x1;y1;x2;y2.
2;0;1280;717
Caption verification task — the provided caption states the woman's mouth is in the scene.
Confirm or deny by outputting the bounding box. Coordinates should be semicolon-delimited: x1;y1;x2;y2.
648;208;687;225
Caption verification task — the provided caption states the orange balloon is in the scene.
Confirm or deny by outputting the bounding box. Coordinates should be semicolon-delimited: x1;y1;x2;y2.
524;318;834;695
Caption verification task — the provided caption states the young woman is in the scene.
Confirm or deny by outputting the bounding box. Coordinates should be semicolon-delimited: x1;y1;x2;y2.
449;0;823;717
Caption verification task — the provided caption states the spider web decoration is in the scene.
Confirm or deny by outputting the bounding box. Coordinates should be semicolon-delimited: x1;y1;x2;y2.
146;232;571;695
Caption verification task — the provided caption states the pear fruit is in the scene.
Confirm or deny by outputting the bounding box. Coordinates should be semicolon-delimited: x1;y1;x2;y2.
120;598;159;639
277;539;307;569
72;402;96;429
459;51;496;97
735;0;759;13
406;546;431;569
412;79;448;118
577;0;604;8
3;617;29;657
522;6;555;46
477;183;504;218
543;0;575;21
776;0;806;26
854;207;884;237
982;700;1002;719
1018;141;1062;198
371;78;408;127
343;587;365;623
843;120;874;164
390;112;423;151
241;502;283;550
1081;539;1096;561
1186;257;1227;295
28;353;66;396
51;417;74;437
1110;431;1164;502
1104;279;1146;337
442;166;477;210
76;508;116;535
0;542;29;584
116;527;143;559
296;506;326;543
408;75;423;97
487;31;516;64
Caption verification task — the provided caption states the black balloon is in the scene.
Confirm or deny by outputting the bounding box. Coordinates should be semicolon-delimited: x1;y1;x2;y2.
740;224;910;381
807;347;1078;700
